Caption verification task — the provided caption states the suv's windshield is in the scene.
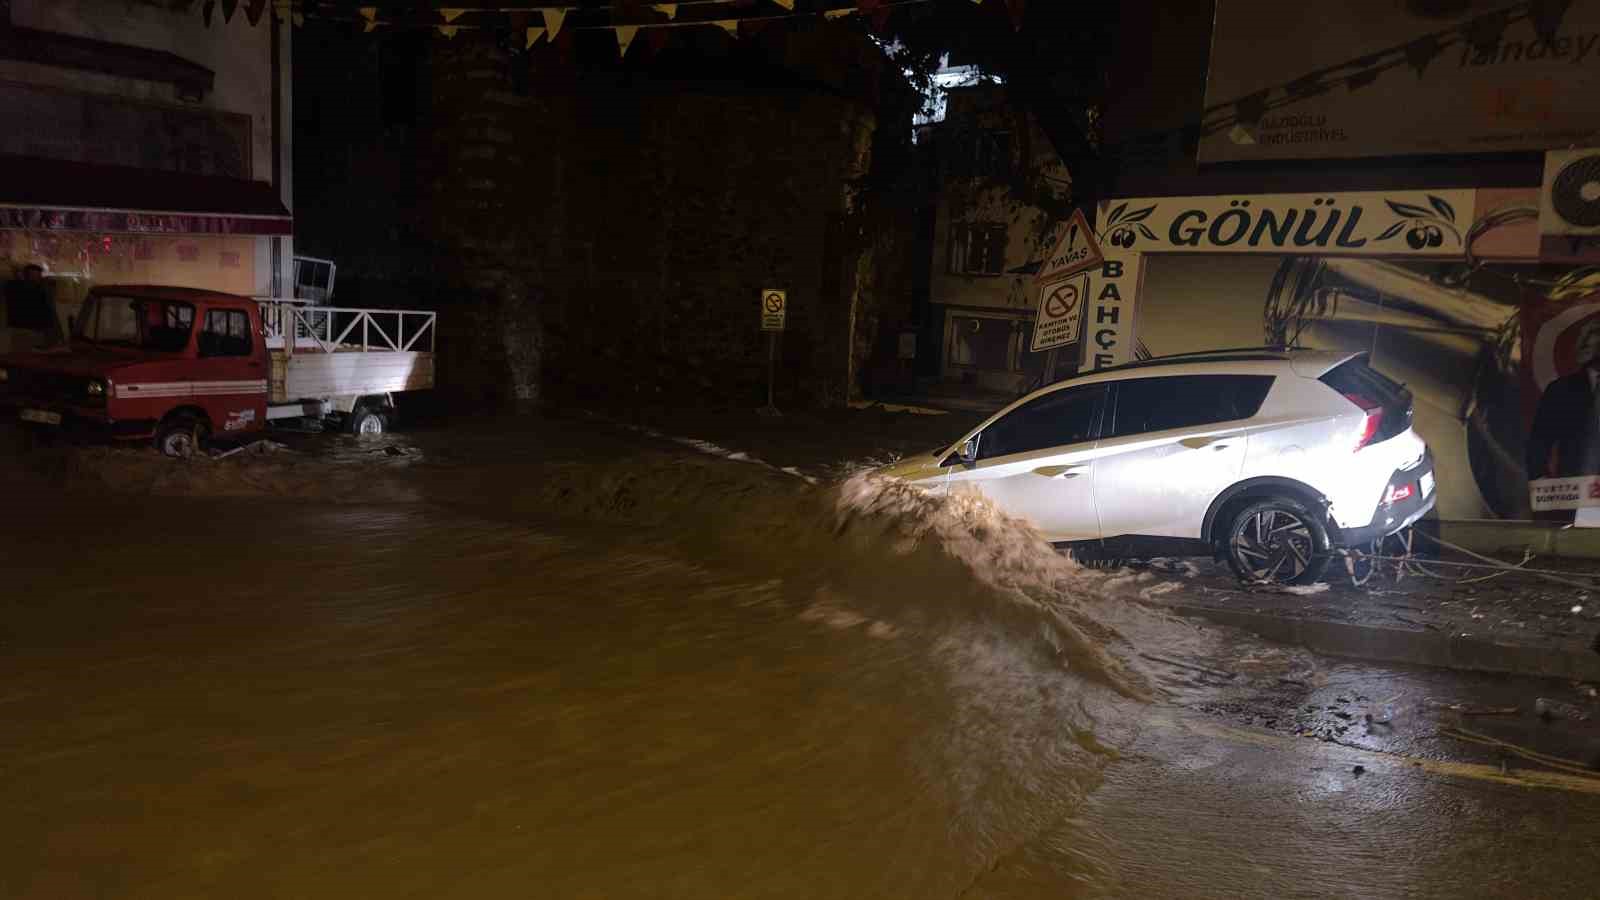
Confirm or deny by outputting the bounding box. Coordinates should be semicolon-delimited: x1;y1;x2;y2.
75;295;195;353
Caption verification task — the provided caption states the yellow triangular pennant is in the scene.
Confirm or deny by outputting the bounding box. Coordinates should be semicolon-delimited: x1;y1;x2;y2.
543;7;568;40
358;7;377;22
713;19;739;36
439;8;466;23
772;0;795;9
437;24;460;38
615;24;639;56
652;3;678;19
824;8;856;19
364;20;378;32
525;25;546;49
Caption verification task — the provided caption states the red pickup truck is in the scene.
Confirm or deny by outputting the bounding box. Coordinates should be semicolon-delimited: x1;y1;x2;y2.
0;285;436;456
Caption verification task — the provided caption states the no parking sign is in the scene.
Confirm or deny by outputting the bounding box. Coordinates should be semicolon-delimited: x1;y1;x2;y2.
1030;273;1087;352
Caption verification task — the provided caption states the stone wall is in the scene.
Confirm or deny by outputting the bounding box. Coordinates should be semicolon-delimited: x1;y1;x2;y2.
294;26;915;411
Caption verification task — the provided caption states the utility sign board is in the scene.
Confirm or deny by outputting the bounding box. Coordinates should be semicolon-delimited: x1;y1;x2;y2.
1035;209;1104;285
1030;272;1088;352
760;289;787;331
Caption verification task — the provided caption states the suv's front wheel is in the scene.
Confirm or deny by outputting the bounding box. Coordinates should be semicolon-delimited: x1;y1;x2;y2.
1223;498;1330;585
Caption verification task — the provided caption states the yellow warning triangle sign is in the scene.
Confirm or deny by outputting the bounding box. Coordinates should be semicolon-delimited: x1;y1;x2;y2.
1035;208;1104;284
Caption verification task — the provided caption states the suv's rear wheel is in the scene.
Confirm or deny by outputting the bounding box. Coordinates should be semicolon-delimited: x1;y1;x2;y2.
1224;498;1330;585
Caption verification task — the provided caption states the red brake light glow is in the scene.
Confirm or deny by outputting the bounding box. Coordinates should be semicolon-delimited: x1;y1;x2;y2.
1345;392;1383;451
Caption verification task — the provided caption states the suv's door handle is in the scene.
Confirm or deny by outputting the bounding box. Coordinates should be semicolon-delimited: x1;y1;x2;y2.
1033;465;1085;478
1180;436;1231;450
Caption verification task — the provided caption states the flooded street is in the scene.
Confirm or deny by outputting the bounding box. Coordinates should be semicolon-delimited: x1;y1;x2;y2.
3;419;1599;898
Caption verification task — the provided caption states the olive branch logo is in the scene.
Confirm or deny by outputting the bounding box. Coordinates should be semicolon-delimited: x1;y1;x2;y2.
1374;194;1461;249
1099;203;1160;248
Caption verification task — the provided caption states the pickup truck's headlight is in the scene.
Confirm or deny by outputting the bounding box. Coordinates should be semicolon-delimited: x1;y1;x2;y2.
86;379;106;397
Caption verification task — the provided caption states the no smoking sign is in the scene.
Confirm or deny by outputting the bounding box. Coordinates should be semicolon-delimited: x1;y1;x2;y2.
1030;274;1087;352
760;288;787;332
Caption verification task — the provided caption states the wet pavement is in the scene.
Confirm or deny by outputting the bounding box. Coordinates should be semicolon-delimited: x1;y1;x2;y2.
3;413;1600;897
1147;557;1600;669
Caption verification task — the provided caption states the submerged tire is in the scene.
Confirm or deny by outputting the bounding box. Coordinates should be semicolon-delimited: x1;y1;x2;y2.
155;414;206;459
1223;497;1330;586
346;406;387;436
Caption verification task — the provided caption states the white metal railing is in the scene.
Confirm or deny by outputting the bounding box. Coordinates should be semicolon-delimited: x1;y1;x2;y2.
258;299;436;354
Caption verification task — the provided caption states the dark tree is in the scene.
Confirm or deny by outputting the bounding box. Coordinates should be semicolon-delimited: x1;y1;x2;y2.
876;0;1121;211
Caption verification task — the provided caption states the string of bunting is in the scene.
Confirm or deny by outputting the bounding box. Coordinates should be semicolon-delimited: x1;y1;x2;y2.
325;0;1020;54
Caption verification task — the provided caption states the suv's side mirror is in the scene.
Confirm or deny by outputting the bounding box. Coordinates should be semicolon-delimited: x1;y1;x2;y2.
957;435;979;464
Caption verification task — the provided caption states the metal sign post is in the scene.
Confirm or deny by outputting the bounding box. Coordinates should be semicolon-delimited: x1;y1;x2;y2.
759;289;787;416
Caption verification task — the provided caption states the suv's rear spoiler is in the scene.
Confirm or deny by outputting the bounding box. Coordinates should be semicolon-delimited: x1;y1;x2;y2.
1289;350;1363;379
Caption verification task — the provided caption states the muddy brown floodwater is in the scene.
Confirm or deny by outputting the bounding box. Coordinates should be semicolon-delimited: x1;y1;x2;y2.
3;425;1599;898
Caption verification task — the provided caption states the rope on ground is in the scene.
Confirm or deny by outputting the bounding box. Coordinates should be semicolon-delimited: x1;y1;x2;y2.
1339;526;1600;590
1354;553;1600;584
1438;725;1600;780
1418;530;1600;591
1456;549;1534;585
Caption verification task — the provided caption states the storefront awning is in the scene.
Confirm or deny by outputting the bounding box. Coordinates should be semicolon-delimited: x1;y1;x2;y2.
0;155;292;236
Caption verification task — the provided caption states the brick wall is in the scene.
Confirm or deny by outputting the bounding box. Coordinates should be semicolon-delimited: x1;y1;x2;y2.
294;26;915;411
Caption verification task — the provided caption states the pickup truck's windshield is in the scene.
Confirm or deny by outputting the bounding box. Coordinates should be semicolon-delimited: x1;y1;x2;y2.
75;295;195;352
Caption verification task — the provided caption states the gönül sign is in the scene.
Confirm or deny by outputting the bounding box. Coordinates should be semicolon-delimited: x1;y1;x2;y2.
1095;189;1478;257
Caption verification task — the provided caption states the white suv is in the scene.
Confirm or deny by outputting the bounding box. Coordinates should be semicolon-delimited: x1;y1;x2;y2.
880;349;1435;584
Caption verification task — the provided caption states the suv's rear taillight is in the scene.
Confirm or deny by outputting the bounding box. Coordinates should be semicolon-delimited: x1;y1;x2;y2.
1321;356;1412;451
1344;392;1384;452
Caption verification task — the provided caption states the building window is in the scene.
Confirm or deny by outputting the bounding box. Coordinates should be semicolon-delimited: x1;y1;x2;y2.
947;222;1008;276
950;129;1012;180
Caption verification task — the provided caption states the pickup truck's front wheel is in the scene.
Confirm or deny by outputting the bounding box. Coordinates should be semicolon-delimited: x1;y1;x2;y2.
155;414;207;459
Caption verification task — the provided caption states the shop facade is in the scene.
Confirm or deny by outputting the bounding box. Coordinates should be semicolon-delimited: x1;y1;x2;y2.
1076;0;1600;525
0;0;292;345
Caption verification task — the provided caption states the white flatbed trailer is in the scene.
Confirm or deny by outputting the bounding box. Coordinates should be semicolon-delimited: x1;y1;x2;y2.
256;300;436;428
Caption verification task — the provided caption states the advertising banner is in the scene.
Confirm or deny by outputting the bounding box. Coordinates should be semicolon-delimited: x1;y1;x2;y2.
1201;0;1600;162
1521;293;1600;482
